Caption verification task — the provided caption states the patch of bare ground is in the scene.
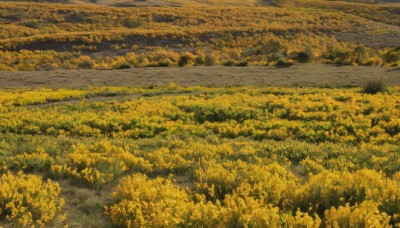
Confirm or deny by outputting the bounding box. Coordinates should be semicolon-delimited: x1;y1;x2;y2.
60;180;112;228
0;64;399;89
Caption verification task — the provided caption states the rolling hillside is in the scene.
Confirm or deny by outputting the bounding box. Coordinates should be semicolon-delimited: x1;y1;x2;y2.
3;0;400;6
1;0;259;6
0;1;399;70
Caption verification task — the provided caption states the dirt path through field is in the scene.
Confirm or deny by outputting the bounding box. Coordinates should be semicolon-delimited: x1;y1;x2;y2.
0;64;399;88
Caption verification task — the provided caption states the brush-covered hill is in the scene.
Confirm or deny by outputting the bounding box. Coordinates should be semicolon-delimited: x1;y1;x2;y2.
4;0;400;7
1;0;259;6
0;1;399;70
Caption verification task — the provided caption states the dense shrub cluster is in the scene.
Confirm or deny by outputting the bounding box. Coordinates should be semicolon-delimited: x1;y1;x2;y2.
0;172;65;227
106;170;398;227
0;86;399;144
1;43;397;70
1;86;399;226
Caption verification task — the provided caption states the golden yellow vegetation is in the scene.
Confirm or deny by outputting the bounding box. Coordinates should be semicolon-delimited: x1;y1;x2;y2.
0;2;399;70
296;0;400;26
0;172;65;227
0;85;399;226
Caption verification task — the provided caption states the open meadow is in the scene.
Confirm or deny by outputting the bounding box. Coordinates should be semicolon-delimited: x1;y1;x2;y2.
1;0;400;227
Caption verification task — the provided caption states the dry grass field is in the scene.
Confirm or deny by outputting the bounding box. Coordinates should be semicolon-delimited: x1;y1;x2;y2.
0;64;399;89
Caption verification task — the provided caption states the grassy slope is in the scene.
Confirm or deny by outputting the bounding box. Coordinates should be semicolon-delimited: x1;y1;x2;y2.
2;0;258;6
294;0;400;26
4;0;400;8
0;2;399;51
0;0;398;70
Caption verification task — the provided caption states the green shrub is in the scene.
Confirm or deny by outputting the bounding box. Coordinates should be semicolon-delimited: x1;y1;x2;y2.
235;60;248;67
275;58;293;67
321;46;352;65
21;21;41;29
295;51;312;63
204;53;217;66
222;59;248;67
353;45;369;65
222;60;235;66
113;62;132;69
178;54;194;67
241;47;257;57
257;0;284;7
257;39;282;55
194;55;204;65
381;46;400;63
123;19;141;28
362;79;387;94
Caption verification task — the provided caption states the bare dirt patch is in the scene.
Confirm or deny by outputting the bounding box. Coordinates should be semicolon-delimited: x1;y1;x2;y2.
0;64;399;89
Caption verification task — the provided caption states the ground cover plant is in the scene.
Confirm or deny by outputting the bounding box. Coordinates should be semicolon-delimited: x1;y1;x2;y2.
0;85;399;227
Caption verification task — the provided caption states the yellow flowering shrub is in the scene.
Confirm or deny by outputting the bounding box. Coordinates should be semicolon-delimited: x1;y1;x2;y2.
295;169;400;219
5;148;53;172
106;173;191;227
0;89;87;106
144;147;190;174
324;201;391;227
299;158;326;176
106;174;324;227
0;86;399;226
1;86;399;145
195;160;299;207
0;161;8;174
219;183;282;227
50;141;151;188
183;200;223;227
282;211;322;228
0;172;65;227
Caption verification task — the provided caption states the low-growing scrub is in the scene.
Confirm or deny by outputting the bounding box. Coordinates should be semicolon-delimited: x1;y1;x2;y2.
1;85;400;226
